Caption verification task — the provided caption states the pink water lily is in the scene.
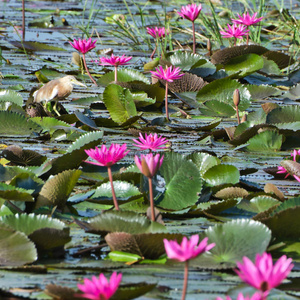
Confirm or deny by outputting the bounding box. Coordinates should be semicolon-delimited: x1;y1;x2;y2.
235;252;293;299
77;272;122;300
232;12;263;26
151;66;184;121
216;292;262;300
133;132;168;152
146;27;167;38
220;24;249;46
164;235;215;300
69;38;97;54
97;54;132;81
69;38;98;85
85;144;129;210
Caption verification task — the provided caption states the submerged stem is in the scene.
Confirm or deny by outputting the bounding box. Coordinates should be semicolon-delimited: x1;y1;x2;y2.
82;53;98;86
148;177;155;222
107;166;120;210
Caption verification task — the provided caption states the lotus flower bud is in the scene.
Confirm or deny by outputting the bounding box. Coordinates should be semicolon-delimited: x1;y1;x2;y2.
233;89;240;107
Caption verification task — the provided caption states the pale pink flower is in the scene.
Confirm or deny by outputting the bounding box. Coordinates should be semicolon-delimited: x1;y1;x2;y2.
150;65;184;82
232;12;263;26
216;292;262;300
98;54;132;67
77;272;122;300
69;38;97;54
85;144;129;167
235;253;293;296
163;235;215;262
134;153;164;178
133;133;168;151
177;3;202;22
146;27;168;38
220;24;249;39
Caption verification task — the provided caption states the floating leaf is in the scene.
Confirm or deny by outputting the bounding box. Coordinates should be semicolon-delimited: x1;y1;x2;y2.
45;285;79;300
0;225;37;266
215;187;249;199
284;84;300;100
195;219;271;268
266;106;300;124
10;41;66;52
196;78;251;111
0;89;23;107
156;152;203;210
31;117;72;134
0;111;41;136
237;196;280;213
246;85;281;100
103;84;138;124
224;54;264;77
203;164;240;187
263;50;295;69
98;69;149;85
246;130;283;152
166;51;206;71
35;169;82;209
201;100;236;117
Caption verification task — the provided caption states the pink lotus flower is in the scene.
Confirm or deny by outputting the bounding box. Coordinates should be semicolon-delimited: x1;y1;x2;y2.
133;132;168;152
277;149;300;182
69;38;97;54
150;65;184;82
77;272;122;300
98;54;132;67
146;27;167;38
177;3;202;22
163;235;215;262
235;253;293;296
216;292;262;300
220;24;249;39
232;12;263;27
85;144;129;167
134;153;164;178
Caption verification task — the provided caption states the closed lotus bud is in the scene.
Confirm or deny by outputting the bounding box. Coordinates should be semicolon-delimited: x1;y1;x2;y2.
241;114;247;123
207;39;212;55
233;89;240;107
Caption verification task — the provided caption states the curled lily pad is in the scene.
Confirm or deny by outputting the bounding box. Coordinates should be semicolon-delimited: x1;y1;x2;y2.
98;69;149;85
105;232;183;259
264;183;285;201
280;160;300;179
215;187;249;200
1;145;46;166
35;169;82;209
45;285;79;300
195;219;271;269
165;51;206;70
0;224;37;266
246;84;281;100
78;210;167;235
266;106;300;124
0;89;23;107
237;196;280;213
246;130;283;152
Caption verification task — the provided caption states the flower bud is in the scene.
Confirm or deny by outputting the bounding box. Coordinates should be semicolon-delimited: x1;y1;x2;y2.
233;89;240;107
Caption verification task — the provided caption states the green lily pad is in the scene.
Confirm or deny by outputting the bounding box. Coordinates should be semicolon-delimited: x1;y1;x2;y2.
260;57;281;75
0;111;41;136
156;152;203;210
201;100;236;117
196;78;251;111
0;182;34;202
82;210;167;235
0;89;23;107
98;69;149;85
237;196;280;213
31;117;72;134
103;84;138;124
166;51;206;71
0;224;37;266
35;169;82;209
284;84;300;100
246;130;283;152
10;41;66;52
195;219;271;269
224;54;264;77
246;84;281;100
203;164;240;186
266;106;300;124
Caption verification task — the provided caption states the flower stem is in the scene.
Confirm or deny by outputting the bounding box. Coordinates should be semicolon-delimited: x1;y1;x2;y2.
148;177;155;222
107;166;120;211
82;53;98;86
22;0;25;41
114;66;118;82
181;260;189;300
165;81;169;121
150;45;157;60
236;105;240;124
234;37;237;46
192;21;196;54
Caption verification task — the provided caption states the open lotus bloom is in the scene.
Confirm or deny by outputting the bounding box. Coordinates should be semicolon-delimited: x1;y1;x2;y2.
150;65;184;82
216;292;262;300
177;3;202;22
231;12;263;26
132;132;168;151
69;38;97;54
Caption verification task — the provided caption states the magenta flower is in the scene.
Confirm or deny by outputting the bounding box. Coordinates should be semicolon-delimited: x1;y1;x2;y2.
85;144;129;167
235;253;293;298
134;153;164;179
133;132;168;152
146;27;167;38
277;149;300;182
216;292;262;300
232;12;263;27
150;65;184;82
77;272;122;300
69;38;97;54
164;235;215;262
150;66;184;121
164;235;215;300
177;3;202;22
85;144;129;211
69;38;98;85
220;24;249;39
97;54;132;81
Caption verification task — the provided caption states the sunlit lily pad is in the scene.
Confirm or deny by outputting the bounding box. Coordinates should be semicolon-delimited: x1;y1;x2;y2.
10;41;66;52
98;69;149;85
165;51;206;71
246;130;283;152
266;106;300;124
0;224;37;266
0;89;23;107
246;84;281;100
215;187;249;199
237;196;280;213
195;219;271;269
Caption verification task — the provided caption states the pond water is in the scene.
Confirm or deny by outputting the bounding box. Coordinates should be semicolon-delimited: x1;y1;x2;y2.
0;0;299;299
